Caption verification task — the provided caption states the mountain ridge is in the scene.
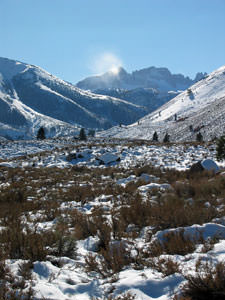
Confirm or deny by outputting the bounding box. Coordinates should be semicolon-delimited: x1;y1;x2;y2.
76;65;207;92
0;57;146;139
99;65;225;141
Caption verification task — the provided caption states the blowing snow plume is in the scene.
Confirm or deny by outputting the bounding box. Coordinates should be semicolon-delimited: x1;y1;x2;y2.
90;52;123;76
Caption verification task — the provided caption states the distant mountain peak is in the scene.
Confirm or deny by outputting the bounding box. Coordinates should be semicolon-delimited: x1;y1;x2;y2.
114;66;127;76
132;66;172;76
100;66;128;79
77;65;207;92
107;66;127;74
194;72;207;82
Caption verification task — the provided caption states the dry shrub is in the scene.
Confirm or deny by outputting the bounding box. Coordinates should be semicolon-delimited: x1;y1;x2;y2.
44;222;77;259
0;208;76;261
153;230;198;256
50;234;77;259
147;194;217;230
17;261;33;281
64;184;96;204
117;193;151;230
89;206;113;250
112;188;218;239
96;223;112;251
0;183;78;261
0;187;29;222
148;256;180;277
93;292;136;300
70;206;112;245
0;261;34;300
85;241;131;278
39;199;60;222
112;293;136;300
0;186;27;204
173;174;225;203
147;195;191;230
181;260;225;300
200;236;219;253
133;164;161;178
70;209;92;240
71;165;89;173
0;223;48;261
92;166;119;178
100;242;131;274
191;176;225;201
111;209;129;240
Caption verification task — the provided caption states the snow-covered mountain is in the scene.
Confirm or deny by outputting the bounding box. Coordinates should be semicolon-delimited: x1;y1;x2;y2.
0;57;146;139
77;66;206;92
77;66;206;114
92;87;179;112
99;65;225;141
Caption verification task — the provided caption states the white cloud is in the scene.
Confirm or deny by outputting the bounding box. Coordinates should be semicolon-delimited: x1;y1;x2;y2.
89;52;123;75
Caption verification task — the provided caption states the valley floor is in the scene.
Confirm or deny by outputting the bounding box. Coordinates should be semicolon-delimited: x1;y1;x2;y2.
0;137;224;300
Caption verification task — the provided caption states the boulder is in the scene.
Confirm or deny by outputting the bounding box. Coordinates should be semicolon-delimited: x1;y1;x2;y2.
66;153;76;162
190;159;220;173
0;162;14;168
97;153;120;165
189;161;204;173
139;173;159;183
201;159;220;173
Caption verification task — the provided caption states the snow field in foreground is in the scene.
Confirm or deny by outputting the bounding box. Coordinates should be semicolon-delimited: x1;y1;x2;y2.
0;138;225;299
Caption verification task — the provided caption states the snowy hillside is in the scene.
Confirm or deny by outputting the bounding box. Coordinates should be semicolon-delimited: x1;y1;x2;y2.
0;57;146;139
77;66;206;93
100;65;225;141
0;72;78;139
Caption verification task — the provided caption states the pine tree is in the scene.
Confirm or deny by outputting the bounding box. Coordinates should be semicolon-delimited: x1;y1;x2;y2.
163;133;170;143
88;129;95;137
152;131;158;142
37;127;46;140
79;128;86;141
187;88;192;96
196;132;203;142
216;135;225;161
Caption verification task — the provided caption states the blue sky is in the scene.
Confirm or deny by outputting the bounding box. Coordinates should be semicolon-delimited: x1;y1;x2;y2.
0;0;224;83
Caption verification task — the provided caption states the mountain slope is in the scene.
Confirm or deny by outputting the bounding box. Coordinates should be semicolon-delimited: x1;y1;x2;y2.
77;66;206;115
0;76;78;139
92;87;178;113
99;65;225;141
0;57;147;139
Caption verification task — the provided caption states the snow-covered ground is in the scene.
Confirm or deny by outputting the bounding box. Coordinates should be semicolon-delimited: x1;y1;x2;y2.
16;234;225;300
0;138;223;170
0;138;225;300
